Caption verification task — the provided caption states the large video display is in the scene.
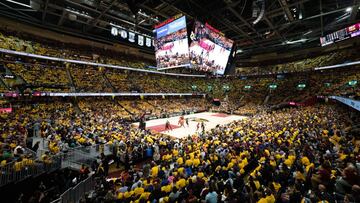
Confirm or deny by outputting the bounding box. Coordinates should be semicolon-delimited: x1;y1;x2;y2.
154;16;190;69
189;21;234;75
320;22;360;46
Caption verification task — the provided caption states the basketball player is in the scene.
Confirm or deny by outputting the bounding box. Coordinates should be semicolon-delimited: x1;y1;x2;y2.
196;122;200;131
165;120;172;131
185;117;189;127
178;116;185;128
201;121;206;132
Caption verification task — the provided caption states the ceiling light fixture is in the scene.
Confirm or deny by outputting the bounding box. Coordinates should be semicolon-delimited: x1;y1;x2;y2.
346;7;352;12
285;38;308;44
299;13;303;19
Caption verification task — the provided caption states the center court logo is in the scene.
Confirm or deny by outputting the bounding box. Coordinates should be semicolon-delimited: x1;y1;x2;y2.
188;117;209;122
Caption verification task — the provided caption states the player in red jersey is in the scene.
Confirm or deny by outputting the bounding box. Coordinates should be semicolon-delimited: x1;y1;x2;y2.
178;116;185;128
165;120;172;131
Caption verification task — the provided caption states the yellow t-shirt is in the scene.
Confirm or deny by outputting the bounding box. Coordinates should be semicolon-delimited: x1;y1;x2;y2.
177;157;183;165
177;167;185;174
134;187;144;196
139;192;151;200
266;194;276;203
272;182;281;192
124;191;134;199
193;158;200;167
161;184;172;193
14;162;22;171
185;159;193;167
117;192;123;200
253;180;260;189
151;166;159;177
257;197;267;203
301;157;310;166
1;160;7;166
176;178;186;189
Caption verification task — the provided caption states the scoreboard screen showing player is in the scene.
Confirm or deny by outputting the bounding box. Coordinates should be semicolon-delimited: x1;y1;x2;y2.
154;15;190;69
320;22;360;46
189;21;234;75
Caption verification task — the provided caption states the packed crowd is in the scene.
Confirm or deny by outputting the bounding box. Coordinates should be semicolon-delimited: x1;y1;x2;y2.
236;47;360;75
0;97;208;164
87;104;359;203
0;29;153;71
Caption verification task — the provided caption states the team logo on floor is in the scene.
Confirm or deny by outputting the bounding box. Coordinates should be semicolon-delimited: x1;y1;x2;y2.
189;117;209;122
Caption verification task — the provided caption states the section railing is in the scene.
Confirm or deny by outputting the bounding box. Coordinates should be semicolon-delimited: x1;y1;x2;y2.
0;154;61;187
50;174;95;203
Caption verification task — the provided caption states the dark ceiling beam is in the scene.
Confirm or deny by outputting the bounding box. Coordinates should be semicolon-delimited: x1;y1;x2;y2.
0;2;39;22
267;0;311;18
158;0;194;20
227;7;264;38
263;17;285;41
320;0;324;36
239;4;360;39
213;0;244;13
277;0;295;22
223;0;311;37
350;0;360;20
138;4;169;20
158;0;181;12
186;0;259;46
42;0;49;23
57;9;66;26
237;17;360;51
38;9;110;32
63;0;153;33
88;0;118;28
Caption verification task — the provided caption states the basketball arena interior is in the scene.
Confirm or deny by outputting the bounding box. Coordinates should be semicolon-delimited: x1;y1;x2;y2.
0;0;360;202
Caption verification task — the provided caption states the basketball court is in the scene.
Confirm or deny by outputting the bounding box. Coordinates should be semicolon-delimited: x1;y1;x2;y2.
133;112;247;139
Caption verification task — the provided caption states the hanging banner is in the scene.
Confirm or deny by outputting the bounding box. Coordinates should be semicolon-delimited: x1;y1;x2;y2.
128;32;135;43
146;37;152;47
120;30;128;39
111;27;118;36
138;35;144;46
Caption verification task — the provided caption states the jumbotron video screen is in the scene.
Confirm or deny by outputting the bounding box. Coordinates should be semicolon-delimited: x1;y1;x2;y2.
154;16;190;69
189;21;234;75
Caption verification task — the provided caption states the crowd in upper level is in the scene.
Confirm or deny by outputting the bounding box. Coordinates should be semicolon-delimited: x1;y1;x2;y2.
236;47;360;75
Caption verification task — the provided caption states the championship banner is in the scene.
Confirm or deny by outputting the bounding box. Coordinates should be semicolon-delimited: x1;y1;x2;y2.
120;30;127;39
146;37;152;47
128;32;135;42
110;23;153;49
138;35;144;46
111;27;118;36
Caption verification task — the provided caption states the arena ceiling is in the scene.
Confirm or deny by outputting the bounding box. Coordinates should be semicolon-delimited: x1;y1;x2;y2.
1;0;360;61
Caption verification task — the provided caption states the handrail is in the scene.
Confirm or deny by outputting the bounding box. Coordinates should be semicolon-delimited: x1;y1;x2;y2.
50;174;95;203
47;92;206;97
329;96;360;112
0;154;62;187
0;48;206;78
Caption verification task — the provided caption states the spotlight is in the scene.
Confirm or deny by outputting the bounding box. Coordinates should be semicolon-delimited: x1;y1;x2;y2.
346;7;352;12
